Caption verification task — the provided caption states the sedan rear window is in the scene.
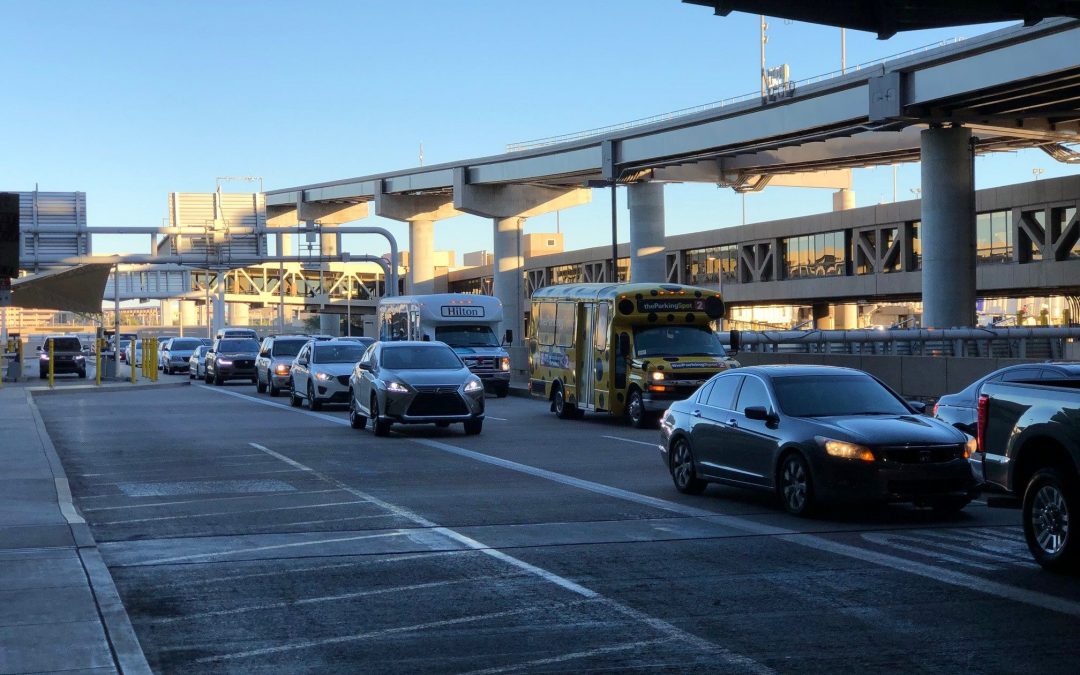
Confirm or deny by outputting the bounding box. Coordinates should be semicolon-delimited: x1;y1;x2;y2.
772;375;909;417
382;346;462;370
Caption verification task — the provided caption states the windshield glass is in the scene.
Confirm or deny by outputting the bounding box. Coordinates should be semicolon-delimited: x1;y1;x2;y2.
435;325;499;348
170;339;201;350
193;346;208;357
272;340;307;357
772;375;909;417
218;339;260;353
49;338;82;351
632;326;726;357
382;346;463;370
314;344;368;363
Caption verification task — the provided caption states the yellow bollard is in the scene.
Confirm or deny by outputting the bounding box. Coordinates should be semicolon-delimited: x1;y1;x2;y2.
130;340;137;384
150;338;158;382
95;338;102;386
48;338;54;388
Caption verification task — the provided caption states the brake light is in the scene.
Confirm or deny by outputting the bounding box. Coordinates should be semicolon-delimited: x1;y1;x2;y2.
976;394;989;453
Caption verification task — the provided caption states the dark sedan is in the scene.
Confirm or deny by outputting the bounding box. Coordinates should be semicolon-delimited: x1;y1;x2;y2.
205;337;260;385
348;341;485;437
659;365;978;516
933;362;1080;435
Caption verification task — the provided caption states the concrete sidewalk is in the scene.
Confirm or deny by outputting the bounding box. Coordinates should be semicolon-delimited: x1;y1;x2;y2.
0;379;174;674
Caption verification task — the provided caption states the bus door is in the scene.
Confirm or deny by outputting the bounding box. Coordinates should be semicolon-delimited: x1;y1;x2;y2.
577;303;595;410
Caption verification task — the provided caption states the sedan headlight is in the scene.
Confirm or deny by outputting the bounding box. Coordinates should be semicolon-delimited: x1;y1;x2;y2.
821;438;875;462
39;354;49;360
217;359;233;366
314;371;332;381
74;355;85;361
964;436;978;459
464;378;483;393
386;380;409;393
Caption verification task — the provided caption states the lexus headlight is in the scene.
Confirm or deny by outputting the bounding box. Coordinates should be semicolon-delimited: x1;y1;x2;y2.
964;436;977;459
314;371;332;381
39;353;49;360
386;380;408;393
74;355;85;361
651;371;665;381
464;378;483;393
217;359;233;366
820;438;875;462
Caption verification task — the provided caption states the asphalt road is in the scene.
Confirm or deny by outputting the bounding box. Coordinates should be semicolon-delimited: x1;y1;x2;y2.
37;376;1080;674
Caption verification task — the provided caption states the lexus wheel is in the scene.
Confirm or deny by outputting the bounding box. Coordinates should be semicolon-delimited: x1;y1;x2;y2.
307;382;322;411
371;396;391;437
348;390;366;430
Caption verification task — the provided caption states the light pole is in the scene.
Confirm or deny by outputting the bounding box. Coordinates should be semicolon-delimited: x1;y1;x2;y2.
1032;168;1046;181
910;187;922;199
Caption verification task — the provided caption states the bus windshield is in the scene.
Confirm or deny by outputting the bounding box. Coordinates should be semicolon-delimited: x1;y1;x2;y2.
632;325;727;358
435;325;499;348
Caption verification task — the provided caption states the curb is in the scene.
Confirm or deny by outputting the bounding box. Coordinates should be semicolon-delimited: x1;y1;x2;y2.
29;380;192;396
26;390;153;675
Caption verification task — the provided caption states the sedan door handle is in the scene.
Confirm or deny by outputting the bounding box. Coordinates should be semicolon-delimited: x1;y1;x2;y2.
691;409;702;417
725;418;738;428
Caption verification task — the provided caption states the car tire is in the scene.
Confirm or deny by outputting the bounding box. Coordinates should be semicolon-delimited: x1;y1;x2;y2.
205;370;212;384
464;419;483;435
189;370;195;380
348;391;367;430
256;375;267;393
371;396;391;437
290;380;302;407
778;453;815;517
1022;468;1079;573
670;436;707;495
78;369;86;379
627;389;651;428
214;372;223;386
269;381;280;397
308;382;321;411
553;384;577;420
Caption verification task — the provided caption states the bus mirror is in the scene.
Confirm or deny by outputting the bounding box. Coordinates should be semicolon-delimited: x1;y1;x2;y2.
618;332;630;357
503;329;513;345
729;329;741;354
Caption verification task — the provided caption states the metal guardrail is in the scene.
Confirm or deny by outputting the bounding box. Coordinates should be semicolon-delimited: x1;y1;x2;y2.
726;327;1080;360
506;38;965;152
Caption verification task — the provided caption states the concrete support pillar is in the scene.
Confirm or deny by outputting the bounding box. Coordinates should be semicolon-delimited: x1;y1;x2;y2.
920;126;975;328
627;182;667;283
211;293;226;335
834;303;858;330
320;226;338;256
408;220;435;295
319;313;340;337
812;303;834;330
160;301;175;327
180;300;198;327
229;302;250;326
494;216;525;350
832;188;856;211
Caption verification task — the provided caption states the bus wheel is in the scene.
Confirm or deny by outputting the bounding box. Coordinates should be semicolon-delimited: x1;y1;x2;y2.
628;389;651;428
553;385;577;420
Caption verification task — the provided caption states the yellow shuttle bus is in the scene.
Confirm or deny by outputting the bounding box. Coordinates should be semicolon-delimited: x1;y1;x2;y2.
528;283;739;427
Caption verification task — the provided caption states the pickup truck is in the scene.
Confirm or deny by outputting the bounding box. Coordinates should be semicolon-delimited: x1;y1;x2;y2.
976;378;1080;572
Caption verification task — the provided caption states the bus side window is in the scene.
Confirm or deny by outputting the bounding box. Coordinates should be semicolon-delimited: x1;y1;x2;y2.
555;302;575;348
537;302;556;346
615;332;629;388
593;303;609;351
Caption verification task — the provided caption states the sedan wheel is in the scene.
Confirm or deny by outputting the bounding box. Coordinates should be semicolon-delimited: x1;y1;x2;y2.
463;419;483;435
1023;468;1078;572
256;374;267;393
670;437;707;495
348;390;367;430
779;453;814;516
269;380;280;397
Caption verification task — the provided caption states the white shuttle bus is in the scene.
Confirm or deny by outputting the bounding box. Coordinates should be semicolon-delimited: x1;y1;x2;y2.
376;293;512;397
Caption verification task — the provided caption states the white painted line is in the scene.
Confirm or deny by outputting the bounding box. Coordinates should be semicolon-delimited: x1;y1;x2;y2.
486;416;508;421
258;514;401;529
602;435;662;448
458;639;672;675
97;500;371;526
247;442;767;672
137;531;408;566
83;488;343;512
197;601;593;663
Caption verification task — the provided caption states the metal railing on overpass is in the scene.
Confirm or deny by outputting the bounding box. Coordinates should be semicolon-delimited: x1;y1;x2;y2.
728;327;1080;360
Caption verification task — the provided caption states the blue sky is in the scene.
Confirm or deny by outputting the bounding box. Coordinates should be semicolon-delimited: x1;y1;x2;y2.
3;1;1077;260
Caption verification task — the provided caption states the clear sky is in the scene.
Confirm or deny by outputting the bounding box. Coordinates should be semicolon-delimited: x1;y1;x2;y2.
3;1;1077;260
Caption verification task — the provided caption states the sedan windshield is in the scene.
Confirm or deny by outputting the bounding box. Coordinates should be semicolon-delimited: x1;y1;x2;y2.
382;346;462;370
435;325;499;348
272;340;307;357
314;344;368;363
170;339;201;350
772;375;910;417
218;339;260;353
633;326;726;357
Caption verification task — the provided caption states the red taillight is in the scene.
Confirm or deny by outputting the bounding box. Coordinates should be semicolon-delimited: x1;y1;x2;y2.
976;394;989;453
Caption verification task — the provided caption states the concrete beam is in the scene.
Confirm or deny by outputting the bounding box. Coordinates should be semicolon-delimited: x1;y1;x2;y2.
374;190;463;223
266;201;369;228
453;168;590;218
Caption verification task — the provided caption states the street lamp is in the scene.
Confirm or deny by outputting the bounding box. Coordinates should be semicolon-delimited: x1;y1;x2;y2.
910;187;922;199
1032;168;1046;181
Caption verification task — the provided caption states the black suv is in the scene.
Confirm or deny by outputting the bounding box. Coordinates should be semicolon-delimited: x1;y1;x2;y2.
38;336;87;379
204;337;260;385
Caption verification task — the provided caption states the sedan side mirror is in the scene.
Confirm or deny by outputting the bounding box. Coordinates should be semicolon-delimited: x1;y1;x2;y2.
358;362;372;371
744;406;777;424
907;400;927;414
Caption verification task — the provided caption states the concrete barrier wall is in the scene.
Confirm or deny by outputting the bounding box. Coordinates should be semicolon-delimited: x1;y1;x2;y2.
733;353;1051;398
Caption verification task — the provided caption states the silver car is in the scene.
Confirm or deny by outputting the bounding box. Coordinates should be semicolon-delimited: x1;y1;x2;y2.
161;337;202;375
289;339;369;410
348;341;485;437
188;345;211;380
255;335;309;397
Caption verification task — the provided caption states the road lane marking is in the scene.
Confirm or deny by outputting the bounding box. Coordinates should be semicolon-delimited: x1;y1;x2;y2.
602;435;661;448
83;489;343;512
247;441;769;673
486;415;508;421
137;531;409;566
97;500;372;526
458;639;673;675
